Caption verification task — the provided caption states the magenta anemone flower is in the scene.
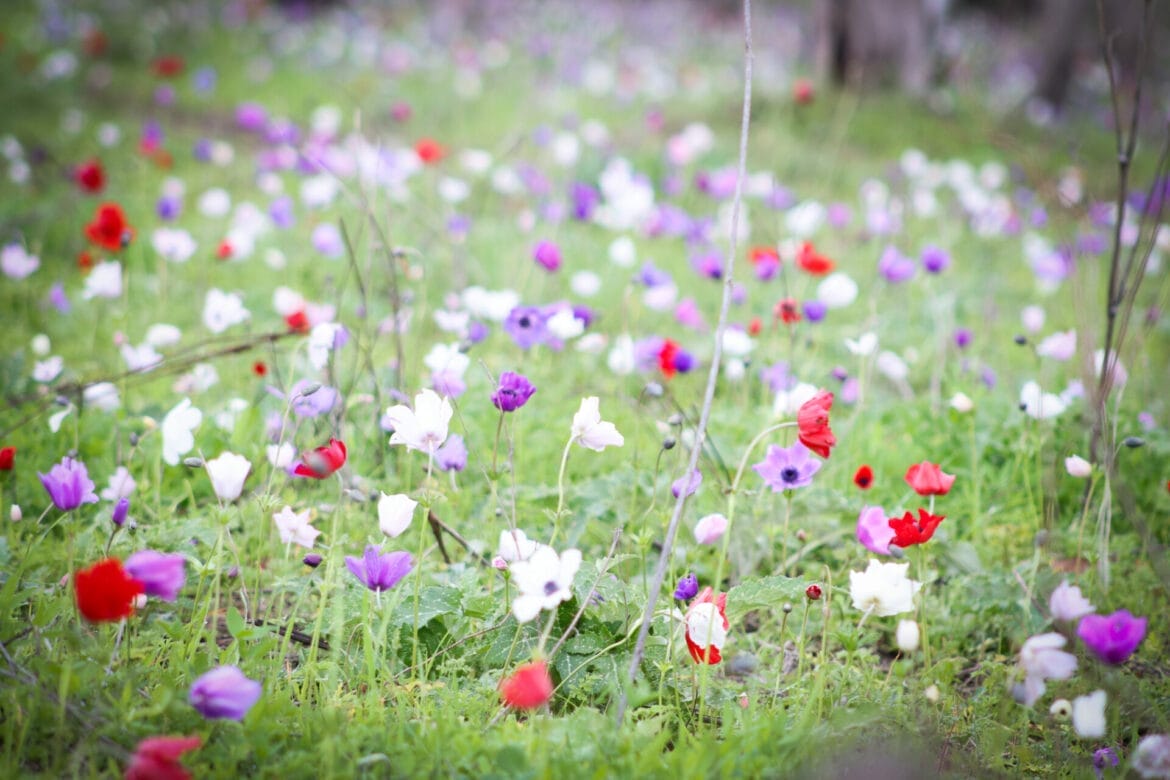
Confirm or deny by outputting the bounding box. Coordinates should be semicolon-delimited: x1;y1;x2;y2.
1077;609;1147;665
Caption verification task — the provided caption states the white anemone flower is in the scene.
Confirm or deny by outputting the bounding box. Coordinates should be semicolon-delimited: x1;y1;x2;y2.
509;547;582;623
205;451;251;502
570;397;624;451
385;389;452;456
849;560;922;618
161;398;202;466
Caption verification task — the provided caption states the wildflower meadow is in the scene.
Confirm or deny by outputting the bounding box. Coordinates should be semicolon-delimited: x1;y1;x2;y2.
1;0;1168;777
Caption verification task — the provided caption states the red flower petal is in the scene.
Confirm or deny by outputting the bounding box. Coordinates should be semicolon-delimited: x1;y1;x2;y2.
74;558;144;623
797;391;836;459
853;465;873;490
126;735;201;780
888;508;945;548
500;661;553;710
904;461;955;496
0;446;14;471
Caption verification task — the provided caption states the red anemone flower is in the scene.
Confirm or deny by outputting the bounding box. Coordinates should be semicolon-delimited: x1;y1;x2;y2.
774;298;801;325
658;339;680;379
796;242;834;275
216;240;233;260
74;558;145;623
77;250;94;270
74;159;104;193
414;138;445;164
252;361;267;377
853;465;873;490
749;246;780;266
293;438;347;479
126;735;202;780
499;660;554;710
748;317;762;336
685;586;729;665
888;508;945;548
904;461;955;496
796;391;836;459
151;55;184;78
0;446;14;470
285;310;310;334
85;202;134;251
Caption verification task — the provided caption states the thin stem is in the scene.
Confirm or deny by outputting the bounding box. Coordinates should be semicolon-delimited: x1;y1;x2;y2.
550;437;573;545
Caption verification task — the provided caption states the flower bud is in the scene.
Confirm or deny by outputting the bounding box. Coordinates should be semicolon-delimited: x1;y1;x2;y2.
296;382;323;399
667;413;683;426
1123;436;1145;449
1049;698;1071;720
1013;334;1027;346
782;602;793;614
303;553;323;568
128;431;140;447
183;457;204;468
491;555;508;571
949;392;974;413
643;382;664;398
1064;455;1092;478
662;436;676;451
896;619;920;652
9;504;21;522
805;584;822;601
112;497;129;526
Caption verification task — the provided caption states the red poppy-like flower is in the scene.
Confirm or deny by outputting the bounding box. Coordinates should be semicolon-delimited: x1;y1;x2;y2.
888;508;945;548
793;79;815;105
152;55;184;78
747;317;762;336
499;660;554;710
74;558;145;623
414;138;445;164
74;159;104;193
904;461;955;496
685;586;729;665
749;246;779;267
853;465;873;490
126;735;202;780
805;583;822;601
85;203;134;251
216;240;233;260
252;361;267;377
658;339;680;379
774;298;801;325
796;391;836;459
796;242;834;275
77;250;94;270
0;446;14;471
285;311;310;333
292;438;347;479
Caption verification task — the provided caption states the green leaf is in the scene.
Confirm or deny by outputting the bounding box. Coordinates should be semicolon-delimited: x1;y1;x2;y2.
725;575;807;620
388;585;460;628
225;605;246;639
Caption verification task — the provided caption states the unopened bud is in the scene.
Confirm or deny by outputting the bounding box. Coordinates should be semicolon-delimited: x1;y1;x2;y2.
1013;334;1027;346
128;432;140;447
112;497;129;527
183;457;204;468
9;504;21;521
296;382;323;399
805;584;822;601
1123;436;1145;449
303;553;323;568
1049;698;1072;720
667;413;683;426
662;436;676;450
782;602;793;614
491;555;508;571
644;382;663;398
796;529;808;542
888;544;905;559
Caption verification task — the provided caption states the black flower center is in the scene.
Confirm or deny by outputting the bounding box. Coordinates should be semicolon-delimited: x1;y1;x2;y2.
543;580;559;596
780;466;800;483
518;315;532;328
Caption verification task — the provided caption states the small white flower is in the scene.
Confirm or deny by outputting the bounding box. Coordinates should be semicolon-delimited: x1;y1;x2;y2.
161;398;202;466
145;323;182;348
785;200;826;238
1020;381;1068;420
607;335;636;376
844;332;878;357
100;466;136;502
307;322;344;370
121;342;162;372
202;289;250;334
817;272;858;309
151;227;197;263
385;389;452;456
30;334;50;356
1036;330;1076;361
197;187;231;218
546;308;584;341
423;342;470;379
497;529;540;564
772;382;818;419
1071;690;1106;738
1021;305;1046;333
83;261;123;299
608;236;636;268
205;451;251;502
876;351;909;382
1049;579;1094;622
272;506;320;549
1;244;39;279
570;397;624;452
509;547;581;623
1132;734;1170;779
266;442;296;469
1064;455;1092;478
896;619;920;653
32;356;63;383
949;392;974;413
378;493;417;538
694;513;728;545
570;270;602;297
1018;632;1078;706
83;382;120;412
849;560;922;618
461;286;520;322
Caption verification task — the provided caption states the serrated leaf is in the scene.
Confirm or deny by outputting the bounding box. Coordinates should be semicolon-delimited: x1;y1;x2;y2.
725;575;807;620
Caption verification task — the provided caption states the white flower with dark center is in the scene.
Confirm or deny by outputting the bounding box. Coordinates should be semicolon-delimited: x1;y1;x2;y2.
385;389;452;456
509;547;581;623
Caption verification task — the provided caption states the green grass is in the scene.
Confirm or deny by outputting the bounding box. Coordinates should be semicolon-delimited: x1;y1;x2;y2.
1;1;1168;777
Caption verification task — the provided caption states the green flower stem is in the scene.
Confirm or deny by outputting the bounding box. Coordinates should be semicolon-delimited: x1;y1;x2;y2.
550;437;574;546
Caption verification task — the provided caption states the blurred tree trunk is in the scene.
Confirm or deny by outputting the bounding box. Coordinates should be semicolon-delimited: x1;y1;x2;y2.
816;0;942;93
1034;0;1146;111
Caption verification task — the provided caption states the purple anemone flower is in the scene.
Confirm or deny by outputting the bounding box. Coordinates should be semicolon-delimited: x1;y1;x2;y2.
878;246;916;283
39;457;99;511
434;434;467;473
674;573;699;601
346;545;413;592
671;469;702;499
189;665;262;721
921;246;951;274
503;306;551;350
491;372;537;412
753;442;821;492
125;550;186;601
1077;609;1148;665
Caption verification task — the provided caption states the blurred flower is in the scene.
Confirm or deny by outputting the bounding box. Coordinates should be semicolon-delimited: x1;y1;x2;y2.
1036;330;1077;361
101;466;137;502
1072;690;1107;738
292;438;346;479
921;246;950;273
39;456;99;511
434;434;467;472
385;389;452;456
85;202;134;250
204;452;250;502
125;735;201;780
533;239;561;272
125;550;186;601
857;505;895;555
849;560;921;617
896;619;920;652
378;493;417;538
905;461;955;496
161;398;202;466
674;573;699;601
754;441;821;491
685;586;728;664
1077;610;1147;665
510;546;581;623
498;528;540;564
272;506;320;549
1065;455;1092;478
1050;580;1095;622
693;513;728;545
853;465;873;489
2;244;40;280
1133;734;1170;779
74;558;144;623
570;397;624;451
877;245;915;283
202;288;250;333
83;260;123;299
671;469;702;499
503;305;551;350
1018;632;1077;706
500;660;553;710
1020;381;1068;420
796;391;836;458
189;666;261;721
492;372;536;412
346;545;413;593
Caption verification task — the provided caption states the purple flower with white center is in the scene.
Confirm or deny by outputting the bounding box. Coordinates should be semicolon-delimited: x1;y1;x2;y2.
503;306;550;350
803;300;827;323
189;665;262;721
1077;609;1147;665
434;434;467;472
39;457;99;512
346;545;413;593
856;505;895;555
753;442;821;492
491;371;537;412
671;469;702;499
954;328;973;349
921;246;951;274
125;550;186;601
878;246;916;283
533;240;561;272
674;573;699;601
112;497;130;527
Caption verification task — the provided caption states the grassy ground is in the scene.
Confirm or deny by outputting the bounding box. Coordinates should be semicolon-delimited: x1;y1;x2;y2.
1;1;1168;777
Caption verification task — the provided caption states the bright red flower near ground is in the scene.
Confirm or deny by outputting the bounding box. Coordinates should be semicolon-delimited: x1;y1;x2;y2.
285;311;310;333
499;660;554;710
658;339;680;379
85;203;134;251
853;464;873;490
0;446;14;470
796;242;834;275
774;298;801;325
74;558;145;623
888;508;945;548
796;391;836;459
151;55;184;78
125;735;202;780
74;159;104;193
293;439;347;479
904;461;955;496
252;361;267;377
414;138;445;164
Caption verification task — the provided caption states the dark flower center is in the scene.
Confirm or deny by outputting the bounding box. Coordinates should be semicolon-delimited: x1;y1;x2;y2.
780;466;800;483
543;580;559;596
518;316;531;328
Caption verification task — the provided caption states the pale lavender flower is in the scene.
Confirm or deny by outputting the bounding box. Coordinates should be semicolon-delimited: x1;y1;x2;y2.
189;665;262;721
671;469;702;499
38;457;99;511
434;434;467;472
878;246;916;283
1049;580;1095;622
753;442;821;491
125;550;186;601
1017;632;1078;706
345;545;413;592
857;505;895;555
